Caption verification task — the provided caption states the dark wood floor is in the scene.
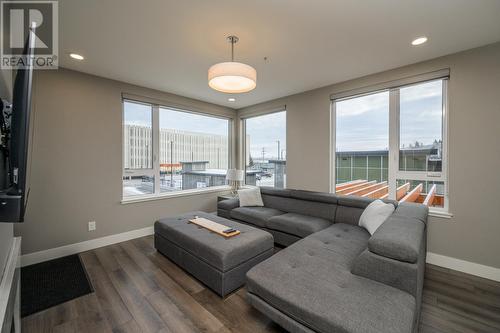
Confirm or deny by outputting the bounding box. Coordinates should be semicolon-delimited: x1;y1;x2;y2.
22;235;500;333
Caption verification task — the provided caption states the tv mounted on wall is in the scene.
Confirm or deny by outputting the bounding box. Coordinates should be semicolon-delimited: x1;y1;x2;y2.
0;25;36;223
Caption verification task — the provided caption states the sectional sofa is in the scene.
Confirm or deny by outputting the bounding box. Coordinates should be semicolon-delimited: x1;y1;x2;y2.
217;187;428;333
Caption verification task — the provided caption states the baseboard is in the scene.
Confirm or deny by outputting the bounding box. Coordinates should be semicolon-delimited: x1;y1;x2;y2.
21;226;154;267
426;252;500;282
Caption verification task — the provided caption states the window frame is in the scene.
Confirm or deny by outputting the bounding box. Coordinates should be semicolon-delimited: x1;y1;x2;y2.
241;108;287;188
121;98;233;202
330;78;450;216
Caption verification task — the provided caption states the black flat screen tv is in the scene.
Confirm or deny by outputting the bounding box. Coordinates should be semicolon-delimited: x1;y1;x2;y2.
0;26;35;222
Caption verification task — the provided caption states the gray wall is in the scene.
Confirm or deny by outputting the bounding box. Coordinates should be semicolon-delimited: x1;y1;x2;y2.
15;69;235;255
238;42;500;269
0;69;13;279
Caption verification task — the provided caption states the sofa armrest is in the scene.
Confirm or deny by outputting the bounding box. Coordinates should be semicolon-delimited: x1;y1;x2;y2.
392;202;428;224
351;249;422;297
368;217;424;263
218;198;240;210
368;203;427;263
352;221;427;321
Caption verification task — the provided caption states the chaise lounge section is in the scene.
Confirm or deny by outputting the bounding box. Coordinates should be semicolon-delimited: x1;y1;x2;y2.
217;187;428;333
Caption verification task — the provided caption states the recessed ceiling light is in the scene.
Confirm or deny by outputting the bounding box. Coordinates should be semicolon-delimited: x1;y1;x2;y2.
69;53;84;60
411;37;428;46
228;98;236;102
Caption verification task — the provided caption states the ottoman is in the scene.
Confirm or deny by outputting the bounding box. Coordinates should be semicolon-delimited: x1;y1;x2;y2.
154;211;274;297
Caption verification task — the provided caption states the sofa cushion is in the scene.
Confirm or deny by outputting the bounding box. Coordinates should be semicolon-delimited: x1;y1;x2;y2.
238;188;264;207
267;213;332;238
257;187;339;221
230;206;285;228
334;205;365;225
368;215;425;263
247;224;416;333
260;186;293;198
338;195;374;209
335;196;398;226
217;198;240;210
358;199;395;235
289;189;338;204
262;194;337;221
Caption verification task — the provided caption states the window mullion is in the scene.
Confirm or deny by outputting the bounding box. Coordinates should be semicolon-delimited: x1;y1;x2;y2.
229;118;234;170
442;79;449;212
330;102;337;193
388;88;400;200
152;105;160;195
242;118;247;185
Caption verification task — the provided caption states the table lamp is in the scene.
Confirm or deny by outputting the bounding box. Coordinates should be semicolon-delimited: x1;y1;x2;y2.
226;169;244;195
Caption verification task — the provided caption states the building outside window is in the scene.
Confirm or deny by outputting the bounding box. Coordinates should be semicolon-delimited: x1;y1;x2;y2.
122;100;230;199
333;78;448;212
243;111;286;188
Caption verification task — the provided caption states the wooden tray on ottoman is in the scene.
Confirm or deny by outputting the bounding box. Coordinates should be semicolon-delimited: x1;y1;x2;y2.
188;217;240;238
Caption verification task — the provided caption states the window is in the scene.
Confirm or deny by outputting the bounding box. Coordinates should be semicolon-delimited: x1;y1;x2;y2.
123;101;154;196
333;78;448;212
396;80;447;210
158;107;229;193
123;100;230;199
336;91;389;187
243;111;286;188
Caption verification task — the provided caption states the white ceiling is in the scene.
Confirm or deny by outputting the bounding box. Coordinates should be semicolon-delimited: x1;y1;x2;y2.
59;0;500;108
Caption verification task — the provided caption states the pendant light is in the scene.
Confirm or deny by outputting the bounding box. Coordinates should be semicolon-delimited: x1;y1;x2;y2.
208;36;257;93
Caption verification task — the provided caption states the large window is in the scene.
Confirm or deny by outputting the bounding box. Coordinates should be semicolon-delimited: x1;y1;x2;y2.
243;111;286;188
333;78;448;212
123;100;230;199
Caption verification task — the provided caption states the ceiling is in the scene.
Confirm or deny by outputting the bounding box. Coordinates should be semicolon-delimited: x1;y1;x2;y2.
59;0;500;108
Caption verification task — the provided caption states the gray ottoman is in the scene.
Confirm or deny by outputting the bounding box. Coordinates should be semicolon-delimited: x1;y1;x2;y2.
154;211;274;297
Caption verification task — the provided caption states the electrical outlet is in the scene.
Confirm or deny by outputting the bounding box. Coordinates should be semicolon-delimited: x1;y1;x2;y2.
88;221;96;231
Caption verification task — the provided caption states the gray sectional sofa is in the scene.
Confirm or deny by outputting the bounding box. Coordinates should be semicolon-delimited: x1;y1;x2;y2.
217;187;428;333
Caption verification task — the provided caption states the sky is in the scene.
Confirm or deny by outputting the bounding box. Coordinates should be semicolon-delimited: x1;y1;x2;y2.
336;80;443;152
245;111;286;160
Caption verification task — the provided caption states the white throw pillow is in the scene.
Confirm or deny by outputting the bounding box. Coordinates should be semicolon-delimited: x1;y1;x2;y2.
238;188;264;207
359;200;395;235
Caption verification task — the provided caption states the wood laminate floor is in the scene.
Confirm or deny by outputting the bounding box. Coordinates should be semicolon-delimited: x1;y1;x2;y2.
22;235;500;333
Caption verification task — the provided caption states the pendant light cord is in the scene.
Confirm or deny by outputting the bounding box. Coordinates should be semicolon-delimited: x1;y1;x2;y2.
227;35;238;62
231;39;234;61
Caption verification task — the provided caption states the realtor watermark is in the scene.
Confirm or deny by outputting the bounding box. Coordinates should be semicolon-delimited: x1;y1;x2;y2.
1;0;58;69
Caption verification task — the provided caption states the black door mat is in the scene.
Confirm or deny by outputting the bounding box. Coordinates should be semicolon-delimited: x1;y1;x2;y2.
21;254;93;317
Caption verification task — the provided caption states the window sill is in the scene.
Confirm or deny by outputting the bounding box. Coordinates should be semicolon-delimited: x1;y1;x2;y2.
429;209;453;219
121;185;232;205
